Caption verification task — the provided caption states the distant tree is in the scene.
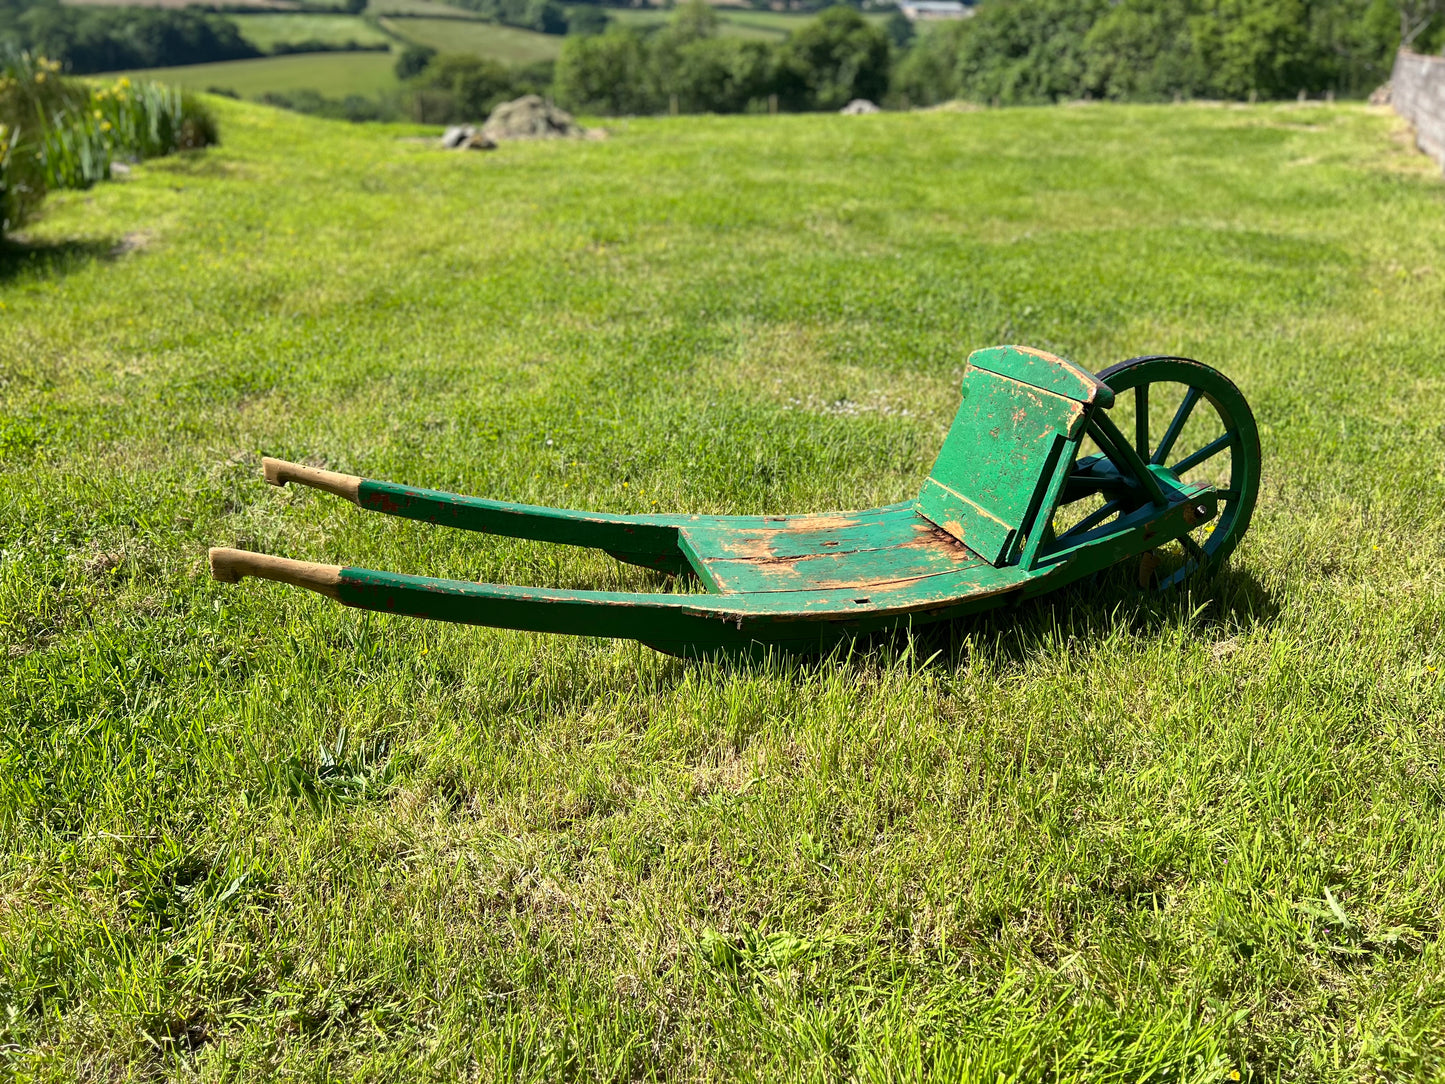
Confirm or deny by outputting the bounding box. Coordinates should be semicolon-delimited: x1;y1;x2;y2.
668;36;773;111
555;26;659;113
395;42;437;80
884;8;916;49
1190;0;1315;98
407;53;517;122
648;0;718;97
664;0;720;43
343;0;368;13
444;0;567;33
12;5;260;74
891;0;1400;104
776;5;891;109
527;0;568;34
567;5;611;34
890;17;965;104
1081;0;1204;100
1398;0;1445;46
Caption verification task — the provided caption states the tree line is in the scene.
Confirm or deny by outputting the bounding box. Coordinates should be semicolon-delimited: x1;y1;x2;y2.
893;0;1434;105
0;0;261;74
556;3;891;114
278;0;1440;126
0;0;592;78
549;0;1436;117
5;0;1436;116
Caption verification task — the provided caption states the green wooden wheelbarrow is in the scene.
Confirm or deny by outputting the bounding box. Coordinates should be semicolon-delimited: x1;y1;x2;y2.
209;347;1260;657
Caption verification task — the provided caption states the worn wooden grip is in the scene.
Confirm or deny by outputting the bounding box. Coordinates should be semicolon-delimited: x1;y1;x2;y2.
208;548;344;599
262;457;362;504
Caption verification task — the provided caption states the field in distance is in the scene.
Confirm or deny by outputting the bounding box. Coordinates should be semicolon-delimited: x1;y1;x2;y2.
608;5;888;39
231;12;394;50
379;15;563;63
61;0;342;8
89;0;883;102
116;21;563;96
120;50;399;97
365;0;487;15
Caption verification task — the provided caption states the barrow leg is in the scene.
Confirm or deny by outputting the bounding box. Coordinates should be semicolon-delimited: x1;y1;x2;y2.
263;458;692;575
208;547;831;655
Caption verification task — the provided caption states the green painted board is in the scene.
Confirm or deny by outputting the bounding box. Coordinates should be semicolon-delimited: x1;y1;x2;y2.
967;345;1115;408
916;366;1085;565
681;511;984;594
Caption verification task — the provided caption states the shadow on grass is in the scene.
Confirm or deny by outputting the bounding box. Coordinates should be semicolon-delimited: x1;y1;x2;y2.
888;563;1281;674
0;236;119;284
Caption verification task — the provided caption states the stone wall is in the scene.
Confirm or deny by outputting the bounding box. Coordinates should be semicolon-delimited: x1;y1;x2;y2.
1391;49;1445;172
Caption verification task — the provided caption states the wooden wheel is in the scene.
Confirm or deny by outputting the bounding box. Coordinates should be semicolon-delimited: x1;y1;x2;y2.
1094;355;1262;589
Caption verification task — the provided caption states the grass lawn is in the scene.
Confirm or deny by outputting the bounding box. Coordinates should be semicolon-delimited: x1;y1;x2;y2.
2;99;1445;1079
380;15;564;63
116;51;399;99
230;13;396;50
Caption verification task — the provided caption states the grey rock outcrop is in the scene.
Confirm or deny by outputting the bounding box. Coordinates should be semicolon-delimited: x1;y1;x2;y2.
481;95;586;141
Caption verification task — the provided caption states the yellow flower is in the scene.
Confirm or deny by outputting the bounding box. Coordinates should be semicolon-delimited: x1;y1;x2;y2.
100;120;111;132
34;71;45;83
93;109;103;119
118;77;131;89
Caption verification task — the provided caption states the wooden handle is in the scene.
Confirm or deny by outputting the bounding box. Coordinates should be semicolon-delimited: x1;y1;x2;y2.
208;548;343;599
262;457;362;504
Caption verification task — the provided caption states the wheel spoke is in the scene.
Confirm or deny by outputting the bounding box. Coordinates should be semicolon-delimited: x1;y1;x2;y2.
1096;355;1260;595
1058;499;1120;541
1089;414;1168;507
1172;432;1232;477
1179;533;1208;564
1135;384;1149;459
1151;386;1202;466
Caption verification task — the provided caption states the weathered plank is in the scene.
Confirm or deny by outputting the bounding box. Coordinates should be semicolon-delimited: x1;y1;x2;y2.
682;514;985;594
965;345;1114;408
916;366;1085;565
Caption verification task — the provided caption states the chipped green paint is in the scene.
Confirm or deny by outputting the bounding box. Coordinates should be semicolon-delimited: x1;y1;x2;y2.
967;344;1115;409
209;347;1262;657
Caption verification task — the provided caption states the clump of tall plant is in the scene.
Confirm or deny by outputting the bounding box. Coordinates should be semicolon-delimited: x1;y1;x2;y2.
0;51;218;238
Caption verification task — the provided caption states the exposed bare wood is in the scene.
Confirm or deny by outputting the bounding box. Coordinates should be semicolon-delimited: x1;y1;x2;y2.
262;458;362;504
208;548;344;599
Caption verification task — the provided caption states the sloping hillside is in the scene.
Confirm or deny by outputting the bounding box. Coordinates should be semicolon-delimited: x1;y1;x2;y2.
2;100;1444;1079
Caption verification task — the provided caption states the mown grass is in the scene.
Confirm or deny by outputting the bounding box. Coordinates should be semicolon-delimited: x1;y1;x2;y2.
380;15;564;63
2;99;1445;1080
229;13;396;50
116;50;399;98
